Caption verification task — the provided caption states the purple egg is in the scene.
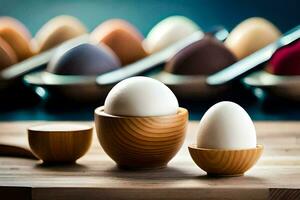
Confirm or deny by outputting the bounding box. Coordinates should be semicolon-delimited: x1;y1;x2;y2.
47;43;121;75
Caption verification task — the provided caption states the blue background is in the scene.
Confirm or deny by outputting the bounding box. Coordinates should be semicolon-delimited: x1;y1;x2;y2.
0;0;299;35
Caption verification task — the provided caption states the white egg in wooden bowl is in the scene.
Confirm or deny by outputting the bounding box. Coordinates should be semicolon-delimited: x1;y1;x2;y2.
189;101;263;176
95;76;188;169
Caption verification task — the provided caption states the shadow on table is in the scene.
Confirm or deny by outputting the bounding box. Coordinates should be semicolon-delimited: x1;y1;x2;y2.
102;164;268;183
196;174;268;184
34;162;89;172
103;165;194;181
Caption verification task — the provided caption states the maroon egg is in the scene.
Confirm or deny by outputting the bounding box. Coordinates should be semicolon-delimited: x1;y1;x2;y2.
165;35;237;75
47;43;121;75
267;39;300;75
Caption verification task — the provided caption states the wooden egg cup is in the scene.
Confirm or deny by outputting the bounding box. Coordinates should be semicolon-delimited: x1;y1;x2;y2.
188;144;263;176
28;124;93;164
95;106;188;169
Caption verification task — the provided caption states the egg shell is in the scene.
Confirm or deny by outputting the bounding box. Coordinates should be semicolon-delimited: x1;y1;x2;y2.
34;15;87;52
197;101;256;149
0;36;18;70
104;76;179;117
165;35;237;75
47;43;121;75
91;19;147;65
266;39;300;75
0;17;34;61
225;17;281;60
144;16;202;54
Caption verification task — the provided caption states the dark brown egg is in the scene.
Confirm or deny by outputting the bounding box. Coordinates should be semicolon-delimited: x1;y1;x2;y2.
47;43;121;75
165;35;237;75
91;19;147;65
34;15;87;52
0;17;34;61
0;36;17;70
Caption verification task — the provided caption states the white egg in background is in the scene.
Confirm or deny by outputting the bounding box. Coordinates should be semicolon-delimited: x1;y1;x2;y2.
144;16;202;54
197;101;256;149
104;76;179;117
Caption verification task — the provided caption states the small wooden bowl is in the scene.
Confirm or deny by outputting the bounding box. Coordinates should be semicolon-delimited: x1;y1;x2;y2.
188;144;263;176
28;123;93;164
95;106;188;169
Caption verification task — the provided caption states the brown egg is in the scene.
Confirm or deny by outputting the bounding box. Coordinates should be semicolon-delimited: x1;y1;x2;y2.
0;17;34;61
0;36;17;70
91;19;147;65
225;17;281;60
34;15;87;52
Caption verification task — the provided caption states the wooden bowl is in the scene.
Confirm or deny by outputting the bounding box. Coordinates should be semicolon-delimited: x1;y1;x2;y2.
94;106;188;169
28;123;93;163
188;144;263;176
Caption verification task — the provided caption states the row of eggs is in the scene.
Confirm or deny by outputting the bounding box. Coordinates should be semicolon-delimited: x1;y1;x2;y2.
0;15;289;78
29;76;263;176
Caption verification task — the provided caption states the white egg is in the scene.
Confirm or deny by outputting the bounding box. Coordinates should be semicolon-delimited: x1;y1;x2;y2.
197;101;256;149
104;76;179;117
144;16;202;54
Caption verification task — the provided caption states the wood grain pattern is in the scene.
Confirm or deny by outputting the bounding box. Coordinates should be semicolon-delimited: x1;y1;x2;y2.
0;121;299;200
188;144;263;176
269;189;300;200
95;107;188;169
28;125;93;163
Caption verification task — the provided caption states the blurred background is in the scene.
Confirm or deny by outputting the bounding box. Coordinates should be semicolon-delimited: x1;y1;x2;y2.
0;0;300;121
1;0;298;34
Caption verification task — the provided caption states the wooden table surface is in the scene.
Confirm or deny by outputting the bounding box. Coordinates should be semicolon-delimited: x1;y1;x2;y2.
0;121;299;200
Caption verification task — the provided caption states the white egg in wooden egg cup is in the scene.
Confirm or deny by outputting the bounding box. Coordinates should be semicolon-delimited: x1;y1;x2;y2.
189;101;263;176
94;76;188;169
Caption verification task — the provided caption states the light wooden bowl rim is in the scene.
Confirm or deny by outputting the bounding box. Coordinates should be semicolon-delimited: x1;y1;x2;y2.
27;123;93;134
188;144;263;152
95;106;188;119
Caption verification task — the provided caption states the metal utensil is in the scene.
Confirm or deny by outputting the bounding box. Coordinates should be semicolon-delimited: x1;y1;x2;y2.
207;25;300;86
0;35;90;81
